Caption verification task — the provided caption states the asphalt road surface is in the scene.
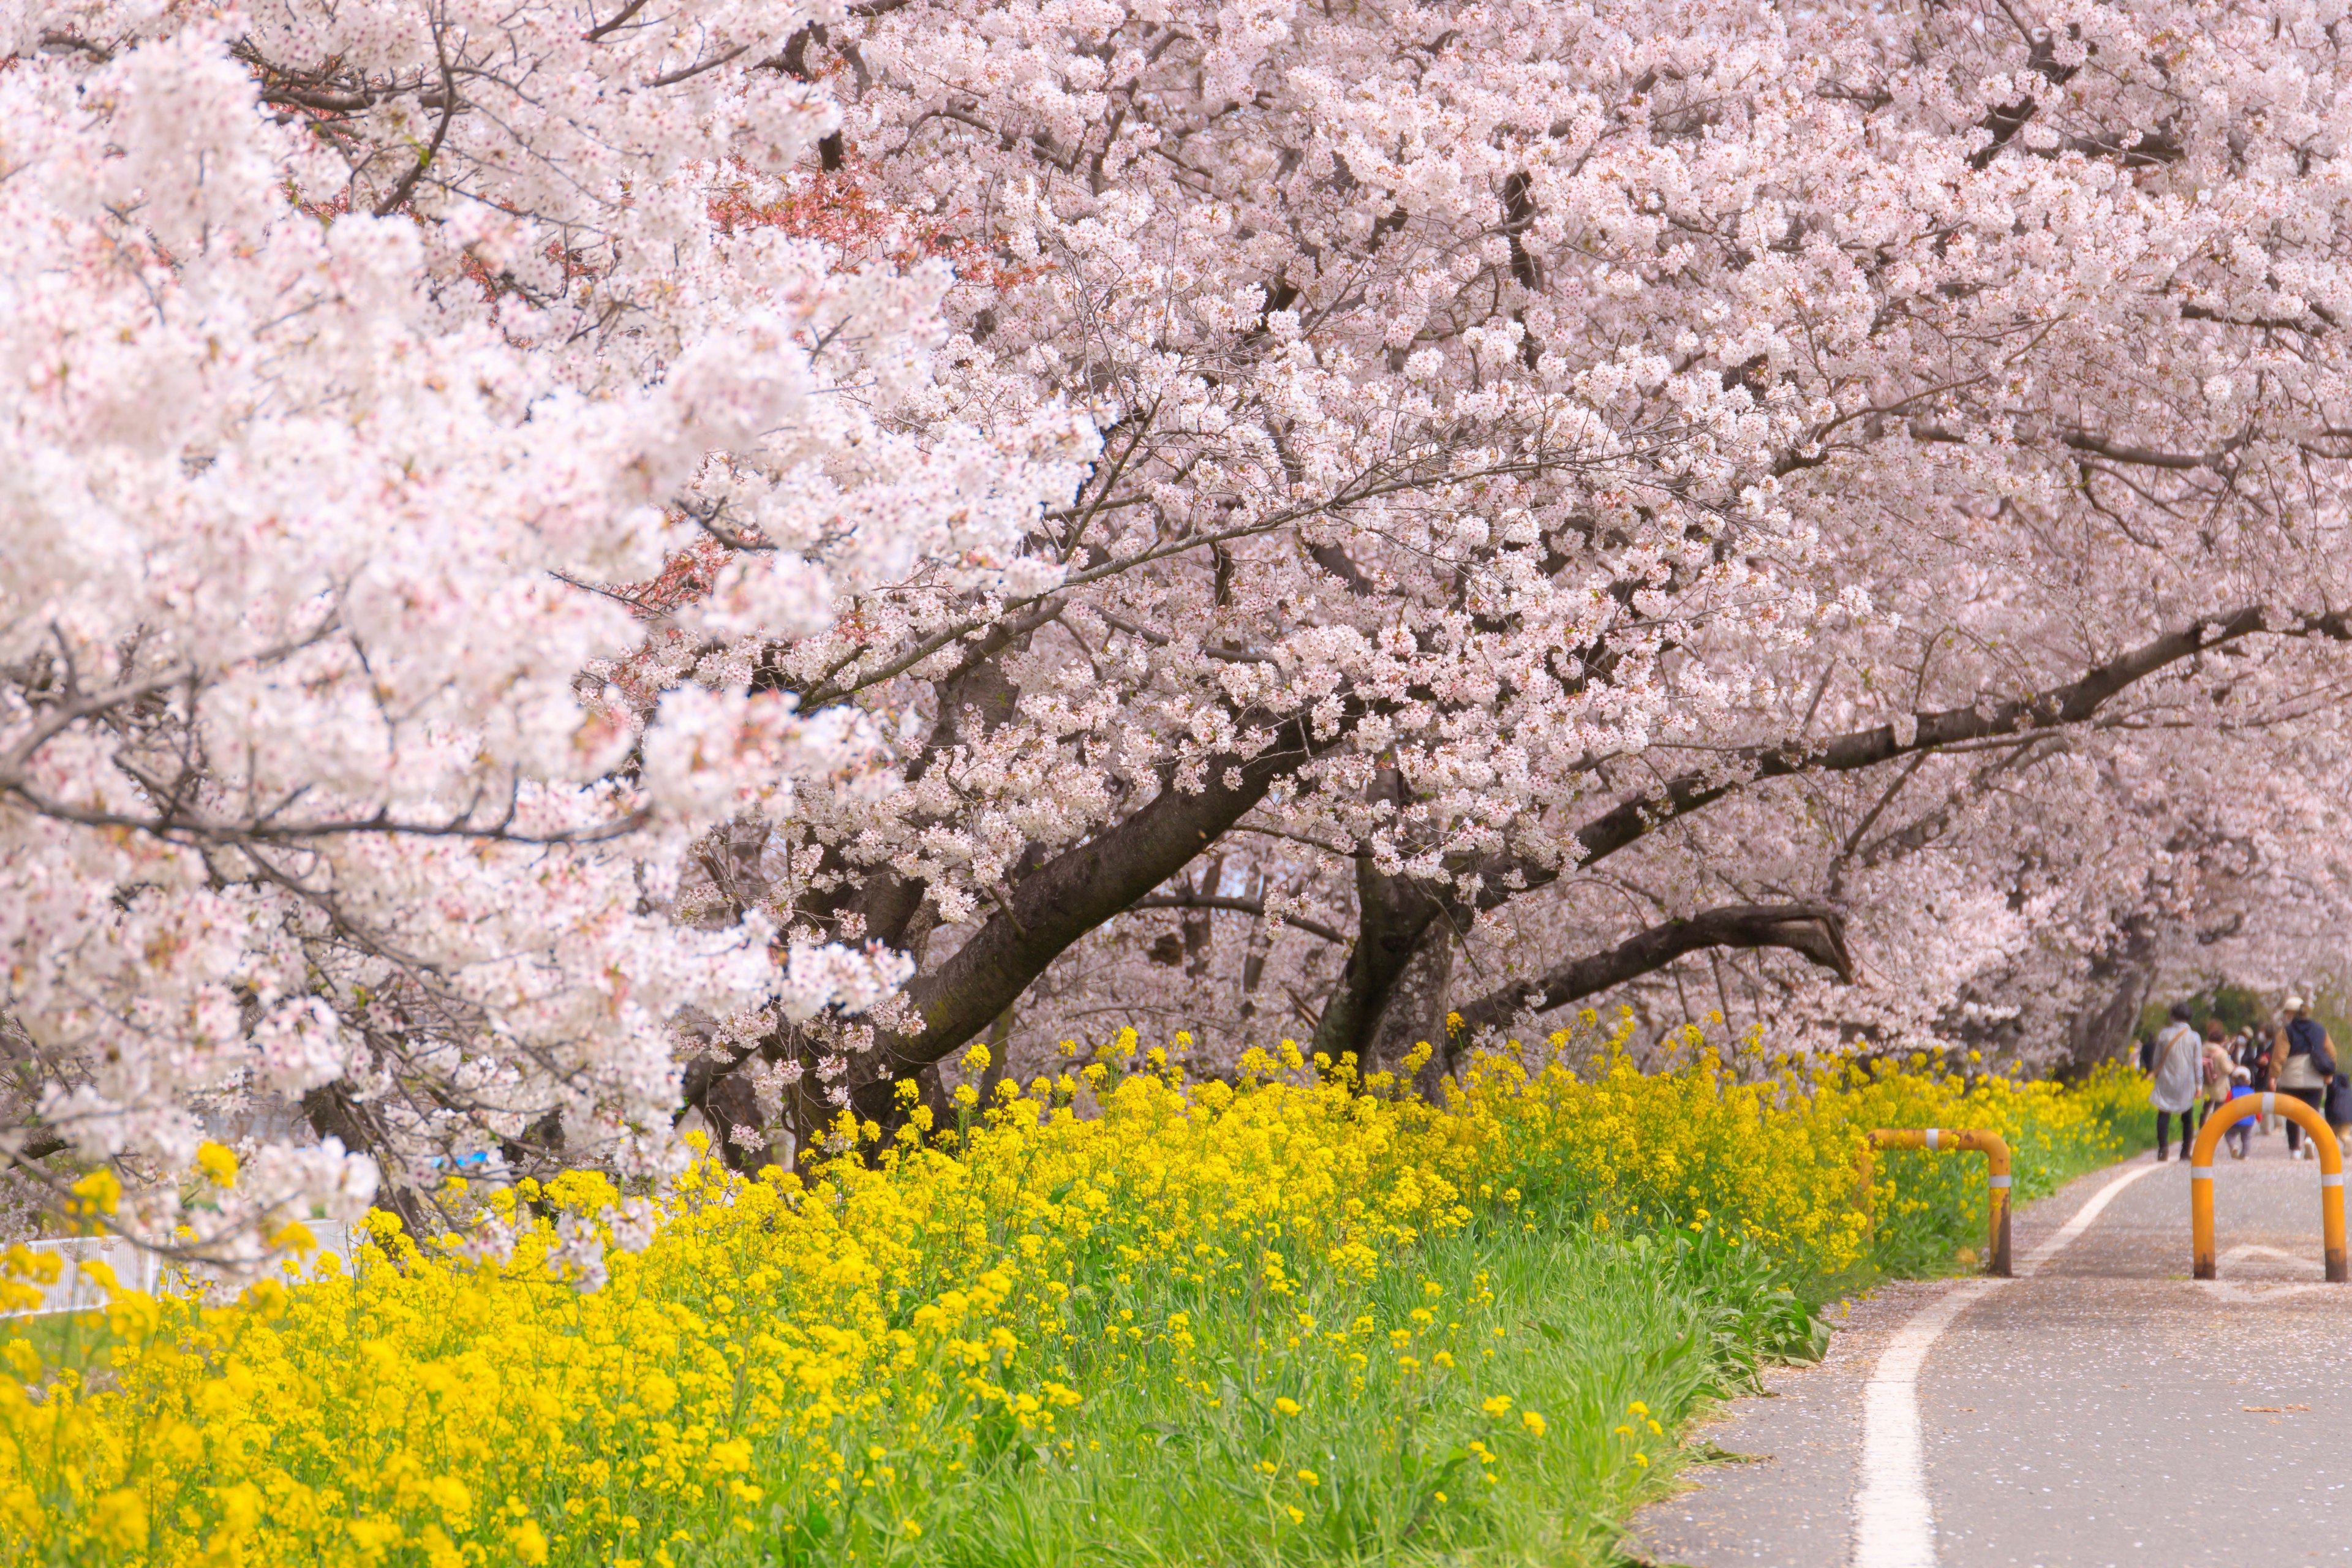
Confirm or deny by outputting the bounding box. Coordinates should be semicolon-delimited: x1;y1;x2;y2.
1639;1121;2352;1568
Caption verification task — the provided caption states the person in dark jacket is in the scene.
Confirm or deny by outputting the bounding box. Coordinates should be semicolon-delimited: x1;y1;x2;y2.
2273;995;2335;1159
2237;1030;2278;1136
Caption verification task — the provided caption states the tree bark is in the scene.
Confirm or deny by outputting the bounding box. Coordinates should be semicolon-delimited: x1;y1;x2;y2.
846;701;1356;1123
1363;921;1456;1099
1308;770;1448;1069
2064;915;2157;1074
302;1080;426;1232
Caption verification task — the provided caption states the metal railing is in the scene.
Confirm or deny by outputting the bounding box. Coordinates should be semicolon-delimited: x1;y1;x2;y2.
4;1224;355;1319
1858;1128;2013;1276
2189;1093;2348;1282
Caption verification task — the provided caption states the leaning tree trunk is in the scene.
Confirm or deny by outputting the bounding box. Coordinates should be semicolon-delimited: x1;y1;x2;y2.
1307;863;1447;1072
2064;916;2158;1075
1362;922;1456;1099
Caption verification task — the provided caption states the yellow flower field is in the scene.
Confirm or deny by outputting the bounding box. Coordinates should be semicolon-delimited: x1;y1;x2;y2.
0;1028;2144;1567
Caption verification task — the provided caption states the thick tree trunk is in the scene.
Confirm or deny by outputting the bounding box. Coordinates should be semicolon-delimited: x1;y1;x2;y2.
2065;916;2158;1074
1362;921;1455;1098
976;1006;1014;1106
1306;869;1432;1069
846;701;1360;1126
303;1080;426;1233
1308;768;1455;1071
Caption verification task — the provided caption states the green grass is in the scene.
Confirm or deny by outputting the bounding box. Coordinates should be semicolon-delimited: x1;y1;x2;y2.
1849;1074;2157;1283
7;1310;113;1374
680;1208;1817;1568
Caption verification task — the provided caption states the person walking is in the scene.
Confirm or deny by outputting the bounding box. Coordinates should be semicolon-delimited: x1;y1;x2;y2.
2224;1065;2256;1159
2272;995;2337;1160
2149;1001;2204;1163
2238;1028;2278;1136
2200;1020;2233;1127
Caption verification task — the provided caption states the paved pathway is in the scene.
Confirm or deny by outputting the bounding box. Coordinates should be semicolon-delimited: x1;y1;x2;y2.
1639;1123;2352;1567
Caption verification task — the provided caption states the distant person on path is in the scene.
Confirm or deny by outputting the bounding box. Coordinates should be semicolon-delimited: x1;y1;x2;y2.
2237;1029;2278;1136
2272;995;2335;1161
2138;1033;2157;1074
2201;1020;2233;1125
2224;1065;2255;1159
2330;1058;2352;1152
2149;1001;2204;1162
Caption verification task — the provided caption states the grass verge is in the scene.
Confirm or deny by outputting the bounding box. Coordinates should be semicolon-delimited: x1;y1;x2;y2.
0;1044;2150;1567
878;1212;1814;1568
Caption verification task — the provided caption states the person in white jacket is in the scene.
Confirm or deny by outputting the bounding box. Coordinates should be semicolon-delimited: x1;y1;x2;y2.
2148;1000;2204;1162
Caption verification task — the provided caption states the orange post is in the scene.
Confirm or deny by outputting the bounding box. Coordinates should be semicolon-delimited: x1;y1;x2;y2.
2189;1093;2348;1281
1863;1128;2013;1277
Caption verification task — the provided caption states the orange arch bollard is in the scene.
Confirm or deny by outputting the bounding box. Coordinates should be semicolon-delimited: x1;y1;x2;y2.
1861;1128;2013;1277
2189;1094;2349;1281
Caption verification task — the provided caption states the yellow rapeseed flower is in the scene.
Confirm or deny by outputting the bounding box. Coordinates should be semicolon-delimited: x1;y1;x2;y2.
0;1027;2133;1566
195;1142;239;1188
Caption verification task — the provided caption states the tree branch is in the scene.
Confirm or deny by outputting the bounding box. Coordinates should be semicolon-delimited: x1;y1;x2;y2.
1125;892;1348;946
372;26;458;217
1450;903;1854;1036
1564;605;2340;872
2060;429;2223;472
848;701;1359;1114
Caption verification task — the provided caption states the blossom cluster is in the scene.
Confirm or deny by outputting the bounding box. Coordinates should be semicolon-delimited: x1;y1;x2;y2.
0;0;1092;1251
13;0;2349;1263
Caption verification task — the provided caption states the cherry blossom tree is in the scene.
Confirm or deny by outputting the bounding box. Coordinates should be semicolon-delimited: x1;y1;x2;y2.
0;0;1087;1254
697;0;2352;1139
20;0;2352;1242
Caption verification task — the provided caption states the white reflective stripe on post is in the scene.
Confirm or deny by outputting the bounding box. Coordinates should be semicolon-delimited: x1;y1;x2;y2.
2263;1093;2277;1115
1925;1128;1940;1152
2325;1174;2345;1189
2191;1166;2214;1180
1988;1174;2012;1188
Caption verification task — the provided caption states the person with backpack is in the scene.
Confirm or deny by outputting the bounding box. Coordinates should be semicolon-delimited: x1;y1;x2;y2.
2148;1001;2204;1162
2200;1020;2234;1118
2272;995;2337;1160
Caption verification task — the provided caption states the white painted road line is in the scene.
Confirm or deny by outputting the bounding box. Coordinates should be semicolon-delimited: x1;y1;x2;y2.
1849;1161;2163;1568
2016;1162;2162;1275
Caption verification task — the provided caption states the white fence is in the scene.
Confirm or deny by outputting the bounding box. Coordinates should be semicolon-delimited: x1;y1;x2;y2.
6;1224;355;1320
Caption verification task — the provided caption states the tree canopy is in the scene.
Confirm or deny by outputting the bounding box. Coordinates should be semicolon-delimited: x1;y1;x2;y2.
8;0;2352;1246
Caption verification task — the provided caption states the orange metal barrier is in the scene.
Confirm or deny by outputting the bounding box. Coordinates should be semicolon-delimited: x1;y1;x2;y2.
2188;1093;2348;1282
1859;1128;2013;1277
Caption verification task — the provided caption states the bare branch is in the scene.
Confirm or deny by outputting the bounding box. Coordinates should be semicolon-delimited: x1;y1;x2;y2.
1451;902;1855;1035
